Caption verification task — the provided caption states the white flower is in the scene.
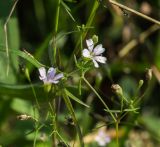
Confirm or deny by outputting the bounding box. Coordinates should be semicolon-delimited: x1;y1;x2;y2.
82;39;107;68
38;67;63;84
95;129;111;146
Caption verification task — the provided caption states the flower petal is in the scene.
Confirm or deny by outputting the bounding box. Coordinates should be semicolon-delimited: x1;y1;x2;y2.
86;39;94;51
94;56;107;64
48;73;63;84
53;73;64;81
93;44;105;55
47;67;56;80
92;59;99;68
38;67;47;80
82;49;91;58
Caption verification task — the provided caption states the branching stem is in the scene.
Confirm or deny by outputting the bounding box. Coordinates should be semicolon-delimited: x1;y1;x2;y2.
83;77;116;122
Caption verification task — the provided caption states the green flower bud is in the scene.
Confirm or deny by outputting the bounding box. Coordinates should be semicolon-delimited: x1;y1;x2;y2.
92;35;98;44
82;24;85;31
138;80;144;88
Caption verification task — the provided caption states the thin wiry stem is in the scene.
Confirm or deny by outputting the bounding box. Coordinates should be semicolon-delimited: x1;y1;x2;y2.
67;0;100;69
55;0;61;34
49;101;57;147
108;0;160;26
25;68;40;109
83;77;116;122
50;130;69;147
116;120;119;147
52;0;61;65
4;0;19;75
33;125;43;147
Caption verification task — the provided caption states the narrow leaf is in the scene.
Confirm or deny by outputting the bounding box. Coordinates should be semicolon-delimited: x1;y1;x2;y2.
65;89;89;108
0;48;44;68
61;1;75;22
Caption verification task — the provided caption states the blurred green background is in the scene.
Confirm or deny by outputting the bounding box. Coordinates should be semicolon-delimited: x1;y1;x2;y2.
0;0;160;146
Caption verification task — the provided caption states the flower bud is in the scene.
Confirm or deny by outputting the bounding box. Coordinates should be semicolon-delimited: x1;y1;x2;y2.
82;24;85;31
146;68;152;81
92;35;98;44
111;84;123;97
138;80;144;88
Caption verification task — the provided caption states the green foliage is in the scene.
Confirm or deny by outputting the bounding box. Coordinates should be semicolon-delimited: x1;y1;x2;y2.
0;0;160;146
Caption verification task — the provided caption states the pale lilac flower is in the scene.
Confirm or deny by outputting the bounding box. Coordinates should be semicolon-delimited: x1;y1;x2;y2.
95;129;111;146
82;39;107;68
38;67;63;84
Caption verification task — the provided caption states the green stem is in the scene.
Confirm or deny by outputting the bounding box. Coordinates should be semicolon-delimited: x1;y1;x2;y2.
120;96;123;112
50;130;69;146
118;90;147;122
116;120;119;147
33;125;43;147
25;68;40;109
52;0;61;64
83;77;116;122
4;0;19;75
55;0;61;34
49;101;57;147
67;0;99;69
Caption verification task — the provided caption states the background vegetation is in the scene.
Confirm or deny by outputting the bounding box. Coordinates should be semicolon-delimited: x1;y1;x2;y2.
0;0;160;146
